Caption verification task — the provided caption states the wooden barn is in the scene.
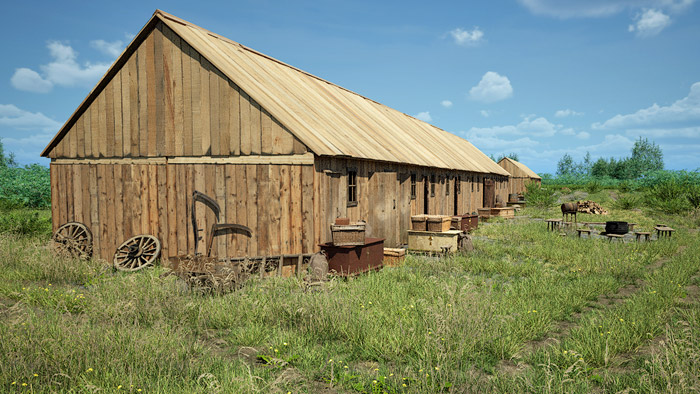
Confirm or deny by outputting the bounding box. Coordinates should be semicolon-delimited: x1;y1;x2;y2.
498;157;541;195
41;10;511;264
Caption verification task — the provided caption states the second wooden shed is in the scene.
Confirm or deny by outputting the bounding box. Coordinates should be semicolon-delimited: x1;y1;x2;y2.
498;157;541;195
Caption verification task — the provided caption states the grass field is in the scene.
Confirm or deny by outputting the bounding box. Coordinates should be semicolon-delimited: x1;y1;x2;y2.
1;196;699;393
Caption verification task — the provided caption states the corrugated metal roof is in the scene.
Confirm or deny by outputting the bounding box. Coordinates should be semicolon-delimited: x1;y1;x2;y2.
499;157;541;179
157;11;509;176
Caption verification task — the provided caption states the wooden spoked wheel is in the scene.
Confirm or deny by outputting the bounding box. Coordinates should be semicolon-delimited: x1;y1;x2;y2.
52;222;93;259
113;235;161;272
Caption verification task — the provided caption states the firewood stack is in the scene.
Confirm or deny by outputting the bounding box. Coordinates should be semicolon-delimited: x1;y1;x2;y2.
577;200;608;215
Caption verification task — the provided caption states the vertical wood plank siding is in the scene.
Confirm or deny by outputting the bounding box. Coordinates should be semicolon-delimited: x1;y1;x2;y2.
50;163;315;263
497;159;541;195
48;21;305;160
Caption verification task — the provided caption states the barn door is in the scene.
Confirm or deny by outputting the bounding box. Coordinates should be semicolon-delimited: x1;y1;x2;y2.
483;178;495;208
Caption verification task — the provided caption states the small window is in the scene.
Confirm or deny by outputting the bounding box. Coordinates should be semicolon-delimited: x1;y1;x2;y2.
410;173;416;199
347;169;357;207
446;177;450;195
430;175;436;197
457;176;461;194
471;176;474;192
477;176;480;192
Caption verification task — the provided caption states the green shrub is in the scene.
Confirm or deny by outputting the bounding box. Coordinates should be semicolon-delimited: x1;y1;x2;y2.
585;181;601;193
687;184;700;210
645;179;693;214
0;164;51;208
0;210;52;237
613;195;640;210
618;181;634;193
524;183;556;208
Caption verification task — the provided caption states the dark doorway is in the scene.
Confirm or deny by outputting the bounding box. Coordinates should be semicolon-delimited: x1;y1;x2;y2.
453;178;459;215
423;175;429;214
483;178;495;208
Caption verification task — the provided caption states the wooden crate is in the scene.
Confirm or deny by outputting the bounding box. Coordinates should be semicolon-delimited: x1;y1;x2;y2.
383;248;406;267
426;215;452;232
489;207;514;218
408;230;461;252
411;215;427;231
330;223;366;246
477;208;491;219
451;214;478;232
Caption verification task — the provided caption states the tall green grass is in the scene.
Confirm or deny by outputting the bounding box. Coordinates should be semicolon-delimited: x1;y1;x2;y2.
1;207;699;393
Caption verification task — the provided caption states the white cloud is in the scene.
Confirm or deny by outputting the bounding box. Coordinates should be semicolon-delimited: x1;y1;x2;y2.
577;131;591;139
593;82;700;129
414;111;432;122
468;115;565;138
449;27;484;46
469;71;513;103
10;68;53;93
0;104;61;131
624;126;700;138
555;109;584;117
460;133;540;151
480;110;491;118
628;9;671;36
90;39;124;58
517;0;695;18
441;100;453;108
10;41;111;93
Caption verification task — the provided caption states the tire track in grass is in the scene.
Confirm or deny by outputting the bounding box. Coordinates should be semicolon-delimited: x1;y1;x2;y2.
610;270;700;370
496;245;688;375
529;241;700;371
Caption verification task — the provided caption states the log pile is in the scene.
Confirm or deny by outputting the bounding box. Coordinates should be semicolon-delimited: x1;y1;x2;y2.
577;200;608;215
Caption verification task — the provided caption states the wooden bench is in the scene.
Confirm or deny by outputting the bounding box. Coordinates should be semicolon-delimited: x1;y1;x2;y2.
576;228;592;238
655;226;675;238
606;234;625;242
634;231;651;242
545;219;562;231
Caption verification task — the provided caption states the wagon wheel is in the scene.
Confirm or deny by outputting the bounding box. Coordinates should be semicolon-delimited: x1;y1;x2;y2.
52;222;93;259
113;235;161;272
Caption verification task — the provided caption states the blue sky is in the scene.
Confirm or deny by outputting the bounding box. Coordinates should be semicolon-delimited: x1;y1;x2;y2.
1;0;699;174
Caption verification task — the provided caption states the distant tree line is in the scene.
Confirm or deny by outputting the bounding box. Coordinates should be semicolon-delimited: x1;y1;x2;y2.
556;137;664;180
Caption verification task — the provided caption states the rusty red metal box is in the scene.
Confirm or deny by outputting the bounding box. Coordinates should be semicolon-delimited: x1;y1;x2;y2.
451;214;479;232
319;238;384;276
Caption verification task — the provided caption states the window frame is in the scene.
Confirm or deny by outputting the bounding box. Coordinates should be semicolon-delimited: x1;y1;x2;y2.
410;173;416;200
347;168;358;207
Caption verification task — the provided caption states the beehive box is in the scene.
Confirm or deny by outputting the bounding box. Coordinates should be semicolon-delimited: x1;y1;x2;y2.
451;214;478;232
489;207;515;219
383;248;406;267
330;223;366;246
408;230;461;252
426;215;452;232
411;215;427;231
